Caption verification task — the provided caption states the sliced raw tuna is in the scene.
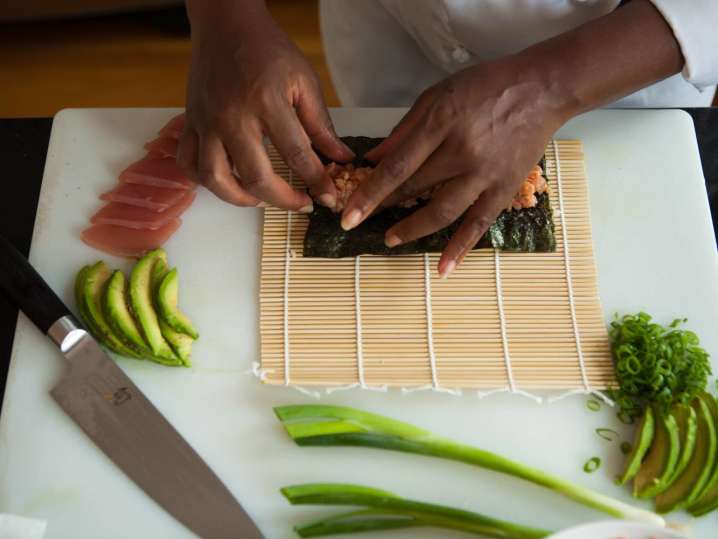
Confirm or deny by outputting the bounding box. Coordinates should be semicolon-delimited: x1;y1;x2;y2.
119;155;195;190
159;113;185;139
145;136;178;158
81;219;182;258
91;191;196;230
100;182;189;212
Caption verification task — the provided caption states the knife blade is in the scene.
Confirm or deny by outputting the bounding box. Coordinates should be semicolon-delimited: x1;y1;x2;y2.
0;234;263;539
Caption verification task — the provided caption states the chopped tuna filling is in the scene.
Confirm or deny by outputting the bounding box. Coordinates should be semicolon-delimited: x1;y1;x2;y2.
326;162;372;212
324;162;549;212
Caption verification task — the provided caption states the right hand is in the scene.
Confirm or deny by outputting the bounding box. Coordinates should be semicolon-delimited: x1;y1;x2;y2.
179;5;353;210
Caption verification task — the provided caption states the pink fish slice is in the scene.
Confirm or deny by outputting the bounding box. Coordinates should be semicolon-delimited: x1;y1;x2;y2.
91;191;196;230
100;182;190;212
119;155;196;190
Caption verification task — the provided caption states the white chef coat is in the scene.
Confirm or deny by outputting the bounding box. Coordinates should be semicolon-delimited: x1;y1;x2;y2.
320;0;718;109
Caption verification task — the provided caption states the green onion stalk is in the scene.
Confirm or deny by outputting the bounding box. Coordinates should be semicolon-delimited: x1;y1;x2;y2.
282;483;551;538
275;405;665;527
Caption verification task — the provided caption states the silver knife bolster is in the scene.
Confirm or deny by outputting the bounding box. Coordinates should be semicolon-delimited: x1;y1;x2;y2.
47;315;87;354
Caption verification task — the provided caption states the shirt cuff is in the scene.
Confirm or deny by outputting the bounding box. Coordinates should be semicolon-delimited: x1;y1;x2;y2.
648;0;718;88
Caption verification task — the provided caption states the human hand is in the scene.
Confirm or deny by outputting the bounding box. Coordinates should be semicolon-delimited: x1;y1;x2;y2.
341;58;571;277
180;2;353;210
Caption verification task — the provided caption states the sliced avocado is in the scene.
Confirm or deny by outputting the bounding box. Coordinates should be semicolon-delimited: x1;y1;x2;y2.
688;393;718;516
655;396;717;513
159;319;193;366
78;262;140;358
618;406;655;485
157;268;199;339
129;249;179;363
150;258;193;365
666;404;697;487
104;270;151;355
633;407;680;498
150;256;169;291
74;265;94;331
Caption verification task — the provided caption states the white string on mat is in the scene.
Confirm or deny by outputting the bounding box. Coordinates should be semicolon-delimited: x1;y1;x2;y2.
547;139;613;406
491;248;542;403
282;202;292;387
355;255;368;388
326;256;388;394
249;361;274;381
398;254;462;396
280;190;322;399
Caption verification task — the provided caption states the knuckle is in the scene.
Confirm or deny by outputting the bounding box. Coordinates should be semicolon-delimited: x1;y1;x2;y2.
433;200;460;225
383;157;409;180
424;96;458;132
472;213;492;234
240;172;270;189
456;137;480;160
305;122;332;141
394;181;414;201
248;86;275;113
285;144;314;172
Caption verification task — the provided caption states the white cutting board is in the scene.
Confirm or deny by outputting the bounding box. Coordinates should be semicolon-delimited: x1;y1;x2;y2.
1;108;717;539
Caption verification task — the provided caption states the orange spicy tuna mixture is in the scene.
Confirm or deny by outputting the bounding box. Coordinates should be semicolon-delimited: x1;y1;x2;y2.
324;162;549;212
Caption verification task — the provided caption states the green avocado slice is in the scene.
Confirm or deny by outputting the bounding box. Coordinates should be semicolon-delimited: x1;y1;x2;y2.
666;404;698;488
129;249;179;364
633;407;680;498
688;393;718;516
618;406;655;485
655;396;717;513
151;259;192;365
77;262;140;358
157;268;199;339
104;270;152;355
159;319;193;366
74;265;94;332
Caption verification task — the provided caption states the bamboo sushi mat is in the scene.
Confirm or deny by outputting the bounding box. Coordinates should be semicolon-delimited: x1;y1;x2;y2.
259;140;615;398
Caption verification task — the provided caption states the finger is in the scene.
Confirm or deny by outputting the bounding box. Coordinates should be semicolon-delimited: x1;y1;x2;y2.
439;187;509;278
365;89;435;163
384;174;483;248
380;143;462;209
296;84;354;163
176;127;200;181
197;133;262;207
225;119;313;212
264;102;337;208
341;118;446;230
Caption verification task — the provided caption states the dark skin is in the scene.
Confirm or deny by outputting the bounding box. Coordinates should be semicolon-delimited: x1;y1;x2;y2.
183;0;682;276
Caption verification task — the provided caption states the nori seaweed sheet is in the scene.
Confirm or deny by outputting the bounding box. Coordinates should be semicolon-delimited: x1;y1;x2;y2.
303;137;555;258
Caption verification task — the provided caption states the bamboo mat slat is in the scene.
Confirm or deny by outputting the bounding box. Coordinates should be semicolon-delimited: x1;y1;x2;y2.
259;140;615;395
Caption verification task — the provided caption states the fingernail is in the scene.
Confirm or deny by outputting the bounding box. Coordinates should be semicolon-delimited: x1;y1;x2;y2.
385;234;402;248
440;260;456;280
299;203;314;214
319;193;336;209
256;201;269;208
341;209;362;231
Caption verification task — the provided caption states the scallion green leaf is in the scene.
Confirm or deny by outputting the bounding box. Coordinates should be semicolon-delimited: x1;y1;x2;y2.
595;428;619;442
584;457;601;473
276;405;664;527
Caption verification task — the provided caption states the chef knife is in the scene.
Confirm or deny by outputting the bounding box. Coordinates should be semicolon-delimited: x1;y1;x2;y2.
0;235;263;539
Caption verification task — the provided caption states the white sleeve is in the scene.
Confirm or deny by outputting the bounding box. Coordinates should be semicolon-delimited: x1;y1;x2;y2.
649;0;718;88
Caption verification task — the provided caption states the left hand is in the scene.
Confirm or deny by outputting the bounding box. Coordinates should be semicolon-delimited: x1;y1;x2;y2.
340;57;571;277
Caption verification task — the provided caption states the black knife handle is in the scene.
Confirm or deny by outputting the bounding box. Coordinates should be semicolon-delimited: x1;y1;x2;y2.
0;234;71;334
